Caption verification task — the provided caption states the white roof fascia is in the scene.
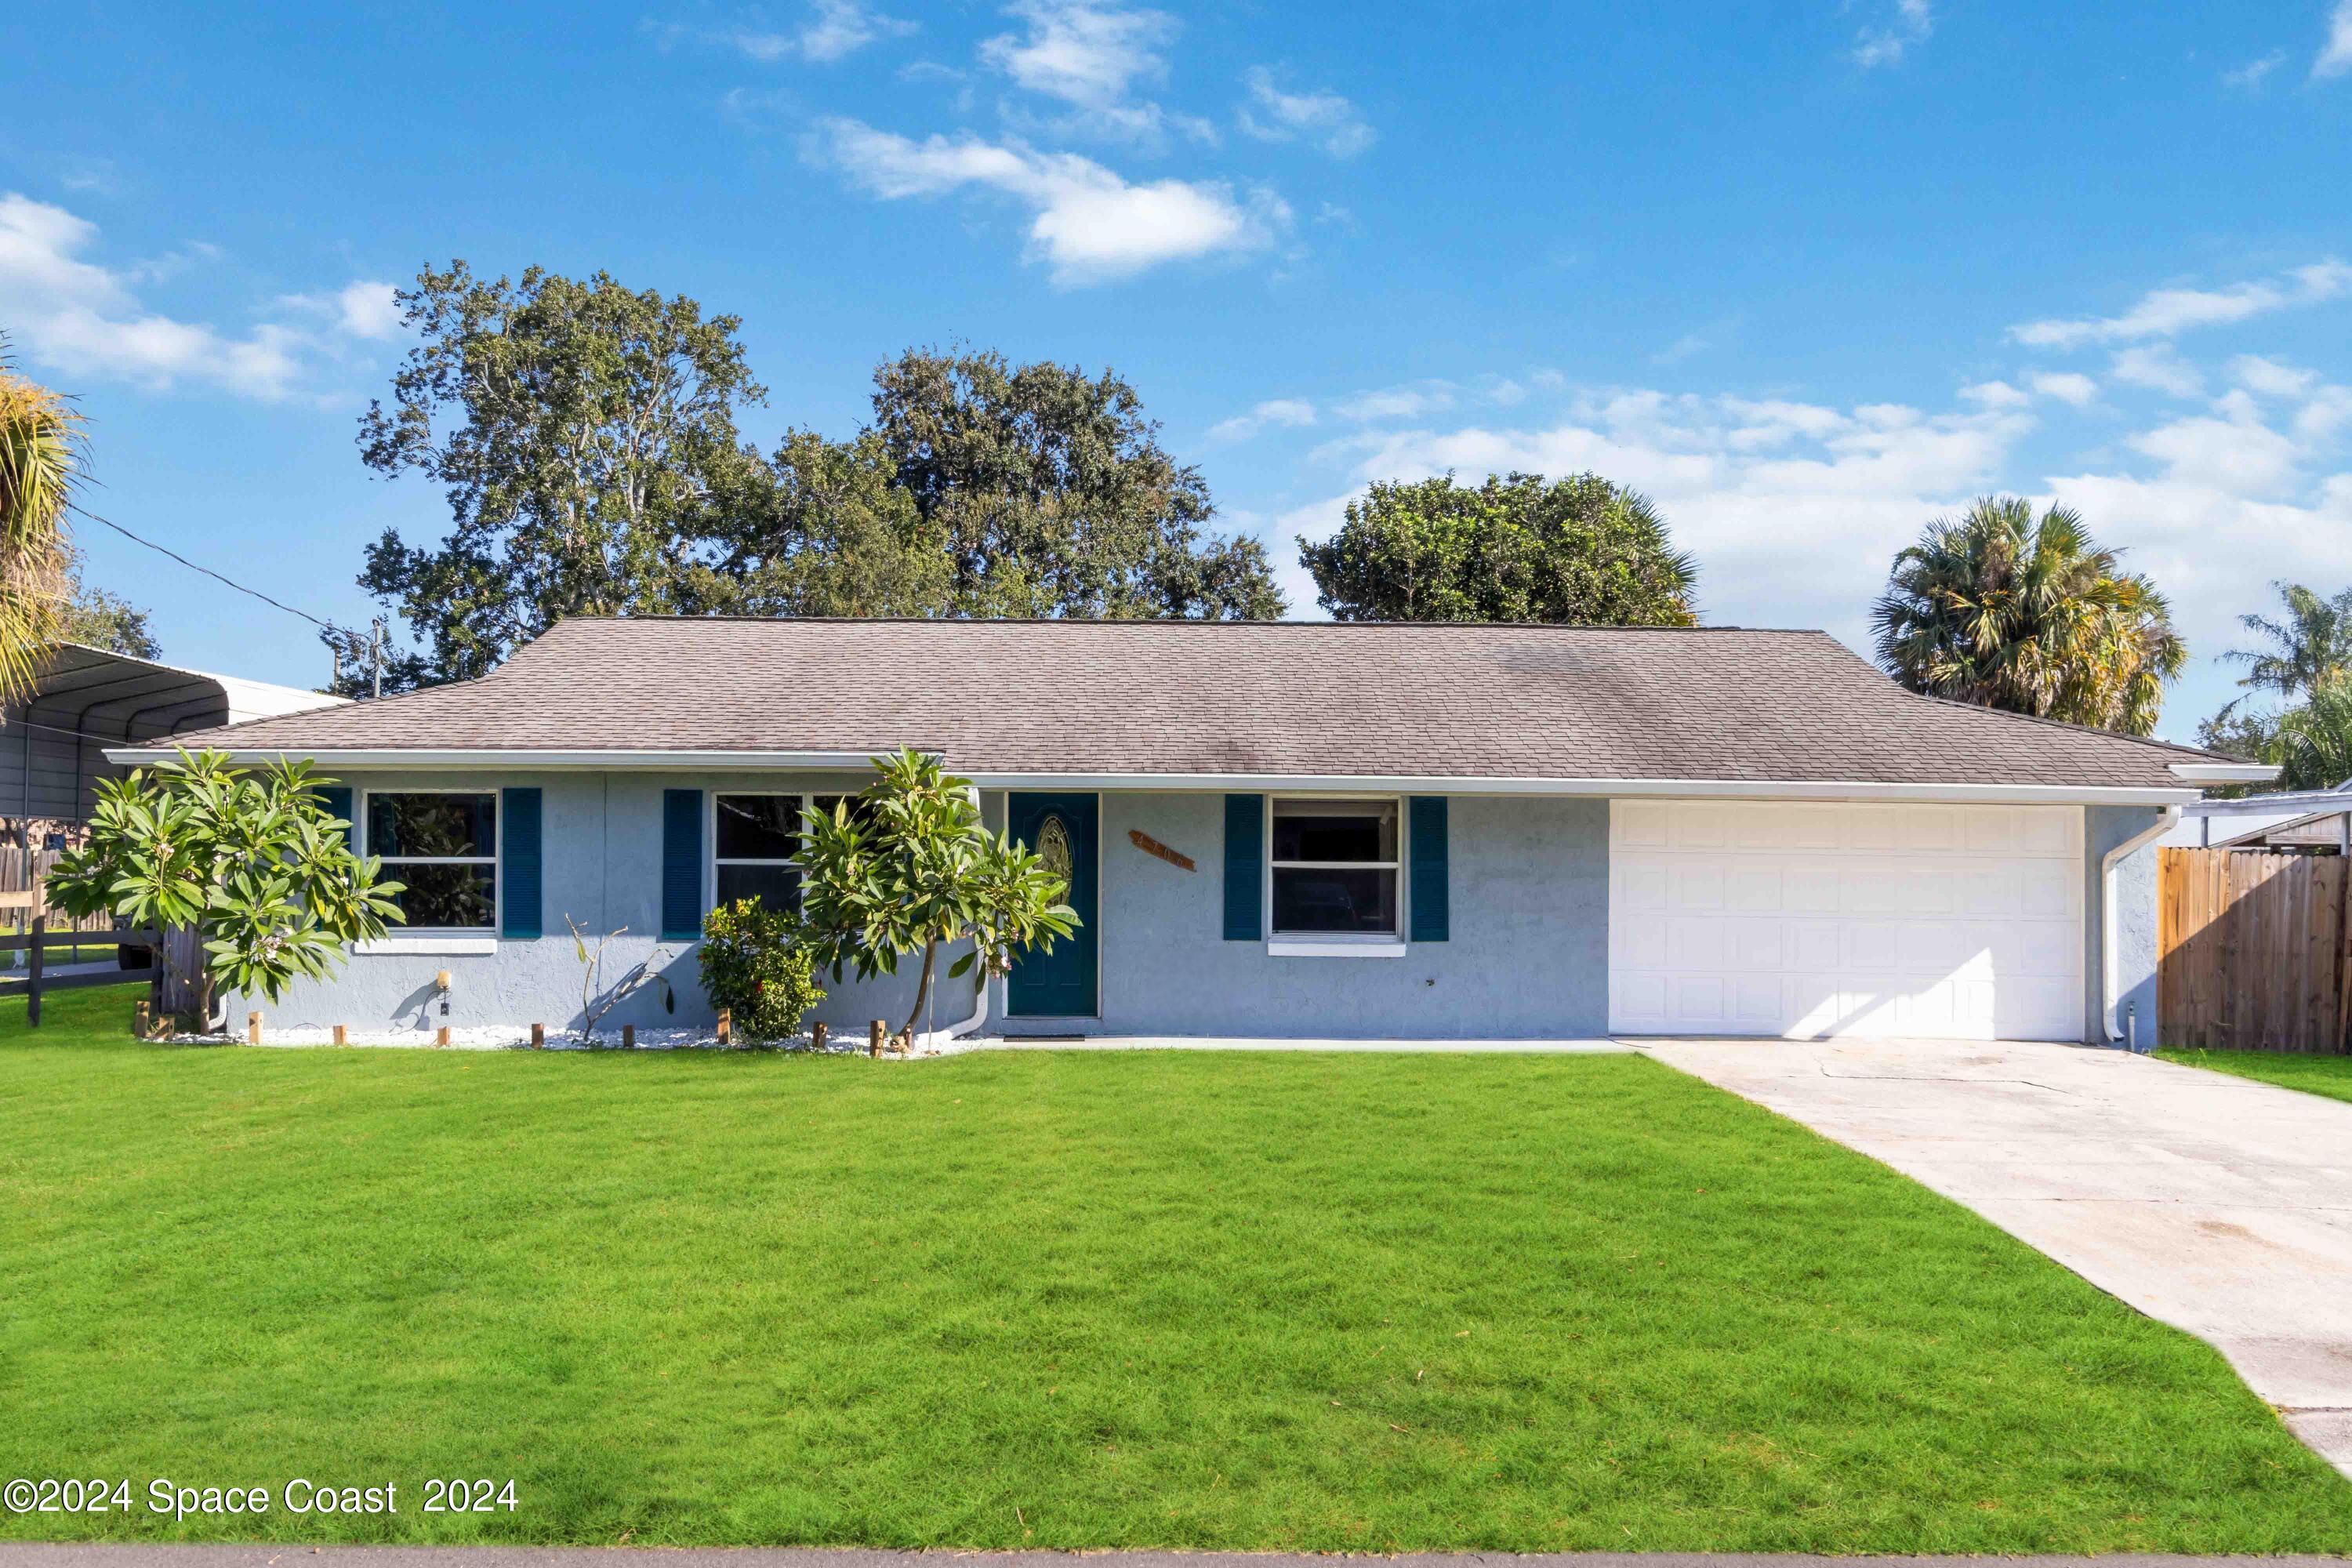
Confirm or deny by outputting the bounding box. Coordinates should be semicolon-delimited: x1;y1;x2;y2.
97;750;2200;805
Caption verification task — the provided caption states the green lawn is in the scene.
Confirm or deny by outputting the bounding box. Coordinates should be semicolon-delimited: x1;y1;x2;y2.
4;985;2347;1553
2158;1047;2352;1105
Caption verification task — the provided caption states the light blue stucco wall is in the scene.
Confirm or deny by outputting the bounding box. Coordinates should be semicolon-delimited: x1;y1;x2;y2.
241;779;1612;1039
2085;804;2167;1051
238;769;959;1036
995;792;1611;1038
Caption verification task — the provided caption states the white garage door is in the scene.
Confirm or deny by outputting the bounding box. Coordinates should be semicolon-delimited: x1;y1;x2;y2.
1609;800;2083;1041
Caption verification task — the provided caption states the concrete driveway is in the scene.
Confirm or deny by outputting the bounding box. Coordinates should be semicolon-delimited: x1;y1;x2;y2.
1642;1036;2352;1476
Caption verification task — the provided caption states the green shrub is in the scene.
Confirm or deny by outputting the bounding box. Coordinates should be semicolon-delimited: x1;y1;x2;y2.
697;898;826;1046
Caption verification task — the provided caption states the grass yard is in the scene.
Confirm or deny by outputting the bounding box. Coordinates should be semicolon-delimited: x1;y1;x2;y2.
2158;1047;2352;1105
4;985;2348;1554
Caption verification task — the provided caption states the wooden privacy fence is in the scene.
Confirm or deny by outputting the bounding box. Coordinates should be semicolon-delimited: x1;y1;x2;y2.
2158;848;2350;1053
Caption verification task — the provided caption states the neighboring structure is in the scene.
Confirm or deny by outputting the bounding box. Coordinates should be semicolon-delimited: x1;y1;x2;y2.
2158;785;2352;857
113;618;2270;1045
2;642;347;834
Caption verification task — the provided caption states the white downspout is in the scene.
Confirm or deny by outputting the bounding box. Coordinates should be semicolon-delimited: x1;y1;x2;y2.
916;783;992;1051
2102;804;2180;1047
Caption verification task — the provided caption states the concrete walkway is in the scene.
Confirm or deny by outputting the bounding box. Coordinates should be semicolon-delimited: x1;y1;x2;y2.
968;1033;1632;1054
1642;1036;2352;1476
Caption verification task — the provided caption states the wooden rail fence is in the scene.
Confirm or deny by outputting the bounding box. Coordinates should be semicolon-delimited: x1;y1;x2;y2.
2158;847;2351;1053
0;916;162;1027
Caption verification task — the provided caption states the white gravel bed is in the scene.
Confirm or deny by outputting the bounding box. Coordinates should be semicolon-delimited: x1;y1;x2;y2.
160;1022;982;1056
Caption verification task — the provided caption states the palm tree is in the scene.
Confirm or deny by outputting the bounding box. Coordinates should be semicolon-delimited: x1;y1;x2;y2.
2272;678;2352;793
1871;496;2187;736
2222;581;2352;703
0;342;82;706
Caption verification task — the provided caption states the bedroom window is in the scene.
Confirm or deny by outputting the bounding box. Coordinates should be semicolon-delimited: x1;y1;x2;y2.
1269;797;1401;935
366;792;497;930
714;793;803;912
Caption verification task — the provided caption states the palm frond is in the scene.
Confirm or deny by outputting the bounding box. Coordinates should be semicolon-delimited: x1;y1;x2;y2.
0;340;84;706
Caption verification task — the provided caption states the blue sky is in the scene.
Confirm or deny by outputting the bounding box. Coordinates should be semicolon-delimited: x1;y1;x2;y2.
5;0;2351;737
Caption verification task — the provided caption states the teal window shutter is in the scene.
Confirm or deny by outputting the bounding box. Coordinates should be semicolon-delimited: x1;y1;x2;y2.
315;785;353;841
1222;793;1263;941
1409;795;1449;942
661;789;705;941
501;787;543;939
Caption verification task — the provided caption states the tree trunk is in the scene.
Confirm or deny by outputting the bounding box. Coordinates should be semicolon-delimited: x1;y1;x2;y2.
901;935;938;1039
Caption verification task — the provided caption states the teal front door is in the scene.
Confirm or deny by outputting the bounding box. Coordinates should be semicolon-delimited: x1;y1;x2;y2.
1007;792;1099;1018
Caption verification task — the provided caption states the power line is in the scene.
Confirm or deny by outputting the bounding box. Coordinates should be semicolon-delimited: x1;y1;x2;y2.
67;501;351;634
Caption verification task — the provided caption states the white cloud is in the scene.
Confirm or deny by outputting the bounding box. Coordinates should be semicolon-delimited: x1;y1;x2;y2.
978;0;1192;143
1236;67;1374;158
2223;49;2286;89
1334;381;1455;421
0;192;358;400
2011;260;2352;349
2027;370;2099;406
1207;397;1316;441
2318;1;2352;78
666;2;914;64
1960;379;2030;409
281;279;402;340
2129;407;2302;496
2230;354;2321;398
2109;343;2205;397
811;118;1286;281
1852;0;1933;67
1653;332;1711;366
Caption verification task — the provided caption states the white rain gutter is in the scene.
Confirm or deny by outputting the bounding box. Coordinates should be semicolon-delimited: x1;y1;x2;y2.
2102;804;2182;1048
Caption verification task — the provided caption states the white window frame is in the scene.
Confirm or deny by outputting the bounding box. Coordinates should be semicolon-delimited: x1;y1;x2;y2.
710;791;808;913
1265;792;1407;953
359;787;500;936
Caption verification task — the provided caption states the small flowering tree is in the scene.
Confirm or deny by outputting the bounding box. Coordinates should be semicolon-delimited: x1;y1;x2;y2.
45;749;405;1028
798;747;1077;1040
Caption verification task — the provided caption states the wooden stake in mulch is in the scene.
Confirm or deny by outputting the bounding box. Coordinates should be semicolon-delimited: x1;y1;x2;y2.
869;1019;886;1058
247;1011;263;1045
531;1022;545;1049
332;1024;347;1047
716;1007;732;1046
132;1000;150;1039
435;1025;451;1047
812;1021;829;1051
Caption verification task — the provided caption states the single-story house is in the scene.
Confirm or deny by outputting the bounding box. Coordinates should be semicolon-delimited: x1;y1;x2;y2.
113;618;2270;1046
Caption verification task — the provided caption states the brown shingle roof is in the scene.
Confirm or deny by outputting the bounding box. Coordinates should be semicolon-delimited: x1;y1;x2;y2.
158;616;2222;789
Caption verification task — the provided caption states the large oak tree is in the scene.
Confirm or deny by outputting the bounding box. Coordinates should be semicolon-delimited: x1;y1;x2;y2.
350;263;768;692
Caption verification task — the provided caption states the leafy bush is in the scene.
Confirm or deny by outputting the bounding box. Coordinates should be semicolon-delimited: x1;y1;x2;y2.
697;898;825;1045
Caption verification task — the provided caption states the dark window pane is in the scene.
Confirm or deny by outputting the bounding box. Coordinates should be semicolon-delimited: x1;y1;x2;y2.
368;793;495;858
1272;867;1397;934
1271;800;1397;863
717;862;801;913
716;795;800;860
384;864;497;929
